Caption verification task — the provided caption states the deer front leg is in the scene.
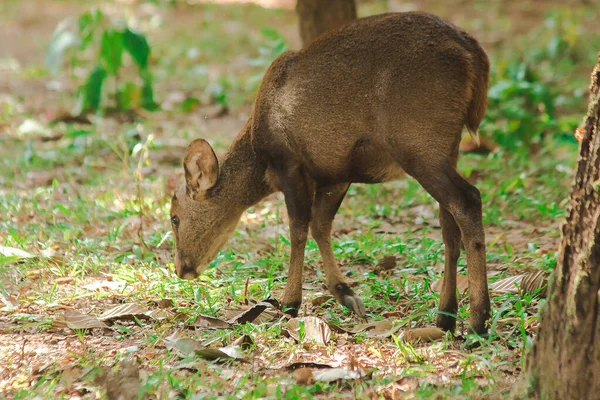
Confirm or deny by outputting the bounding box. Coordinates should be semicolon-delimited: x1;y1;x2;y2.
311;184;366;318
279;167;314;316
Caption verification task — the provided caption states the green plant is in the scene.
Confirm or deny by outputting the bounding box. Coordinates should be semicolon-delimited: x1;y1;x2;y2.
483;62;557;150
46;9;158;114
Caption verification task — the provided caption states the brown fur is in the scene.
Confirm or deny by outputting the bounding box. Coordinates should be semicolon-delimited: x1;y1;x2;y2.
170;12;491;333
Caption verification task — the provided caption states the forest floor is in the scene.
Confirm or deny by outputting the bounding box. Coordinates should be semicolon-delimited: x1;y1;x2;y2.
1;0;599;399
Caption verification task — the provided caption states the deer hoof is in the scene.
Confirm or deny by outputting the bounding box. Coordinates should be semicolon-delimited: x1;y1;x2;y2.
342;294;366;319
436;313;457;333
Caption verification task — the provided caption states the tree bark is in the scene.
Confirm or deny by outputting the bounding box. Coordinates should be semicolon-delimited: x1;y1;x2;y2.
296;0;357;46
526;54;600;399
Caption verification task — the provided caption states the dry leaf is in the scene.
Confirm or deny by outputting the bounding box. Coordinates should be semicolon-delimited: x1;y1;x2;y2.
378;256;398;270
98;303;152;323
491;271;549;297
195;346;246;362
100;361;140;400
401;327;445;342
165;333;247;362
490;274;524;293
574;127;584;142
232;334;255;350
293;368;315;385
165;336;204;356
351;320;393;334
285;362;334;371
288;316;332;345
313;367;364;382
520;270;549;297
311;294;334;307
0;246;34;259
156;299;174;309
191;314;232;329
60;309;108;330
226;300;277;325
382;310;404;318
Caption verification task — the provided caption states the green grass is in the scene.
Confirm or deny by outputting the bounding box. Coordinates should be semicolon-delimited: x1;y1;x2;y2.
1;0;598;398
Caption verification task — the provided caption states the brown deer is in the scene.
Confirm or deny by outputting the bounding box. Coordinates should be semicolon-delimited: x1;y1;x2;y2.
169;12;491;334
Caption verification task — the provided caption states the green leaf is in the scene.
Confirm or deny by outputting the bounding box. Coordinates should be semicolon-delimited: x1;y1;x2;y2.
78;9;103;50
100;29;123;76
122;28;150;69
83;65;107;112
117;81;140;110
140;70;159;111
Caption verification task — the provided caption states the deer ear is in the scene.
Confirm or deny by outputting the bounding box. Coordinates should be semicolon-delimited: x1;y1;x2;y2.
183;139;219;196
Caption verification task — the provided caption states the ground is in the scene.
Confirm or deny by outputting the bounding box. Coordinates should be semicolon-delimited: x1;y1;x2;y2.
0;0;599;399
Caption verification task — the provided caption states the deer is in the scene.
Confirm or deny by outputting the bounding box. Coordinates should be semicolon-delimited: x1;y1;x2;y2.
169;11;492;334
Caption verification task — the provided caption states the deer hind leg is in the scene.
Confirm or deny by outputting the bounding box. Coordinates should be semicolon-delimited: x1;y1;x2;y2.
404;161;491;334
310;183;366;318
437;207;461;331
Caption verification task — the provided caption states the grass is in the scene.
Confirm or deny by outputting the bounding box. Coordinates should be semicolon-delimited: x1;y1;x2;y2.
1;0;599;398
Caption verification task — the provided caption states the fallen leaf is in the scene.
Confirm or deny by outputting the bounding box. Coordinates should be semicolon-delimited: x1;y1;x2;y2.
382;310;404;318
191;314;232;329
311;294;334;307
490;275;525;293
520;270;549;297
226;300;278;325
313;367;364;382
401;327;445;342
155;299;175;309
378;256;397;271
100;361;140;400
351;320;393;335
232;334;255;350
574;127;584;143
0;246;34;259
284;362;334;371
98;303;152;322
288;316;332;345
293;368;315;385
491;271;549;297
195;346;245;361
165;336;204;356
60;309;108;330
165;333;247;362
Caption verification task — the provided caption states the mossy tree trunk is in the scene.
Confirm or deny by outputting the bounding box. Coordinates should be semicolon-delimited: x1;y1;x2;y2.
296;0;357;46
526;55;600;399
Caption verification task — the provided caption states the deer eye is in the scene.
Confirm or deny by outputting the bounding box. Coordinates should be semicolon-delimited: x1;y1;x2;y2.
171;216;180;227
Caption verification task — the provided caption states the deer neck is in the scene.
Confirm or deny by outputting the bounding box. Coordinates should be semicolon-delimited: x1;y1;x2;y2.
214;122;274;211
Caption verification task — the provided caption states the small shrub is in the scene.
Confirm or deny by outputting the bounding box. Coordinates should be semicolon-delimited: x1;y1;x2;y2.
46;9;159;114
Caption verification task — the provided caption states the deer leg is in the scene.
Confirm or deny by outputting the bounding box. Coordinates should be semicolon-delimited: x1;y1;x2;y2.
311;183;366;318
407;164;490;334
436;207;461;331
279;166;315;316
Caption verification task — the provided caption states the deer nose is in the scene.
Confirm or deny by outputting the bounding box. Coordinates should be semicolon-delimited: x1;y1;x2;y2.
176;257;198;280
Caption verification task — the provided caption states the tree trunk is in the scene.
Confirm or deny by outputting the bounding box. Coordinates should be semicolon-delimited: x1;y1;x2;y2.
526;55;600;399
296;0;357;46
